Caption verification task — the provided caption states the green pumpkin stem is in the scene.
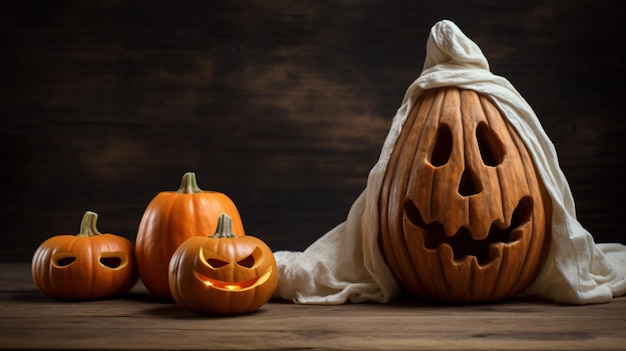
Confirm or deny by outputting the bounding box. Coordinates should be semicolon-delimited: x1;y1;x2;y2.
176;172;203;194
77;211;102;237
210;213;237;239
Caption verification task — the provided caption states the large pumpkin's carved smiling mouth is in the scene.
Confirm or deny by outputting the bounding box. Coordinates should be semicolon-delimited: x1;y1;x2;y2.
404;196;533;265
192;267;273;292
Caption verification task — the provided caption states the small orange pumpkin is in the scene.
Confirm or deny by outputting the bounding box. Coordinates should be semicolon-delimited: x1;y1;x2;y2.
169;213;277;315
32;211;138;300
378;87;551;303
135;172;245;299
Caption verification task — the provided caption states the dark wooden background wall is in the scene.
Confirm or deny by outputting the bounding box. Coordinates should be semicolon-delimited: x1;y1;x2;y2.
2;0;625;262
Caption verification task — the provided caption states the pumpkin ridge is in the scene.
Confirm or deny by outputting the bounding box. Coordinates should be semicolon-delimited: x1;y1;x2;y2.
137;192;179;298
479;95;512;229
506;122;551;294
169;193;193;248
399;215;426;294
401;211;436;299
380;90;436;292
437;243;458;298
428;87;463;228
501;121;538;292
424;88;449;225
399;90;441;292
486;247;510;301
486;214;535;300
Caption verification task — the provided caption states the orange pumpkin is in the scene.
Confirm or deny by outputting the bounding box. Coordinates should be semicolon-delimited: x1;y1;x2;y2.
135;172;245;299
378;86;551;303
169;213;277;315
32;211;138;300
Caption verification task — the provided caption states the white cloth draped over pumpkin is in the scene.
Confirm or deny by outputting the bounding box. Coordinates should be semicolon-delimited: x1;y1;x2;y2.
273;20;626;305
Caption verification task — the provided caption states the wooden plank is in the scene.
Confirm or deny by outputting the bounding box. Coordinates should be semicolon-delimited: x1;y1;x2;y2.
1;264;625;350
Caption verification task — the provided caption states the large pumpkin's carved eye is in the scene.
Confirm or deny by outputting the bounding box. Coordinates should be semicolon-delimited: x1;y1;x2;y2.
52;252;77;268
429;124;453;167
476;122;505;167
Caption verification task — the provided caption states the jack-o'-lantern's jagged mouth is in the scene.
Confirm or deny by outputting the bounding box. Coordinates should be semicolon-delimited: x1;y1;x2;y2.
403;196;533;266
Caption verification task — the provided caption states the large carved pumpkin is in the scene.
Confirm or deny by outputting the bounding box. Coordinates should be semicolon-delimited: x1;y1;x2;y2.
378;86;551;303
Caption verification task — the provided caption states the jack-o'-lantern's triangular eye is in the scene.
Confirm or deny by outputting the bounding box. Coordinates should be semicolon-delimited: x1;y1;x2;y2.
237;255;255;268
201;248;230;269
236;247;263;269
207;258;229;268
52;252;77;267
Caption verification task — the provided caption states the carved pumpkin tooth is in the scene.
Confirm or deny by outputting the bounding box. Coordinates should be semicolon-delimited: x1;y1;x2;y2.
509;228;525;242
466;255;479;268
437;243;455;261
488;243;505;261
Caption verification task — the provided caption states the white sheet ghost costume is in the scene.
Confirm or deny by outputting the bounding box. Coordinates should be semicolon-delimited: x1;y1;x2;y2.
273;20;626;305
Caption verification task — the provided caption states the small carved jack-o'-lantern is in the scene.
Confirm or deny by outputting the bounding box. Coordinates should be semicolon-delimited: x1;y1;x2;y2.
32;211;138;300
379;86;551;303
169;213;278;315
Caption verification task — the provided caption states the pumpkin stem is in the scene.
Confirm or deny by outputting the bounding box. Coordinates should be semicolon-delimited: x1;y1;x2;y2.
176;172;203;194
76;211;102;237
210;213;238;239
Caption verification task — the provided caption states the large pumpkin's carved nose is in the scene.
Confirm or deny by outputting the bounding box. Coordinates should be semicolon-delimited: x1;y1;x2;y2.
459;169;481;196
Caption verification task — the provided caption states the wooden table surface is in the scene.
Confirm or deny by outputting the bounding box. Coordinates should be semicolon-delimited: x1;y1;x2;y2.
1;263;625;350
